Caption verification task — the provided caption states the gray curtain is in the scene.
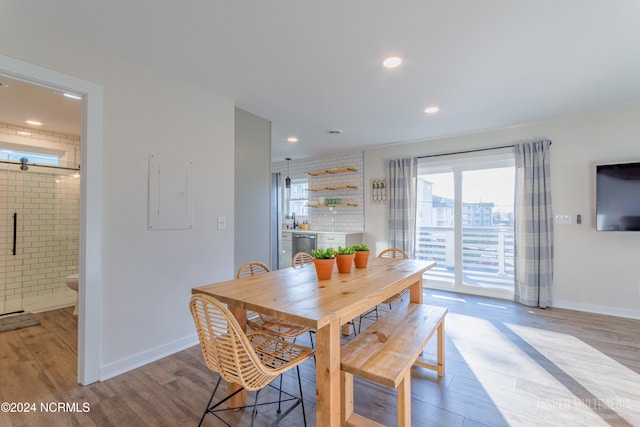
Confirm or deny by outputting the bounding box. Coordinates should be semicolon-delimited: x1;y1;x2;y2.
514;140;553;308
387;157;418;257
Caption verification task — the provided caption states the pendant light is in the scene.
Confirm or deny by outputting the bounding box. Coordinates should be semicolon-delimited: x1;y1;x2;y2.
285;157;291;189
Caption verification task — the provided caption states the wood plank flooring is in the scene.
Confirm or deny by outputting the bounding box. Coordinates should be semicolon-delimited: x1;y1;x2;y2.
1;291;639;426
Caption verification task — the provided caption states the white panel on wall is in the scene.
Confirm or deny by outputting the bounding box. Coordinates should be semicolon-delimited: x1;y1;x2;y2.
148;154;194;230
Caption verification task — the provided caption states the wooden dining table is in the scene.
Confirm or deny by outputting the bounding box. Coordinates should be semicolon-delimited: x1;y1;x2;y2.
192;256;436;427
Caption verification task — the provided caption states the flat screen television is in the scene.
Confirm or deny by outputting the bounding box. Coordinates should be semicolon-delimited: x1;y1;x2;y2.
596;161;640;231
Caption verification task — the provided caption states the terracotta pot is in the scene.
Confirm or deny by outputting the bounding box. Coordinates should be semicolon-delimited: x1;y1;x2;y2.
313;257;335;280
335;254;355;273
354;250;370;268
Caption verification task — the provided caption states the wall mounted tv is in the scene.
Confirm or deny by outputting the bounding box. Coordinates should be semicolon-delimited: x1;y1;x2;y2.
596;161;640;231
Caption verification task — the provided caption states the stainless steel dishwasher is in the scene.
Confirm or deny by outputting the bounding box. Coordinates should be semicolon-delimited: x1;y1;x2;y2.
292;232;317;256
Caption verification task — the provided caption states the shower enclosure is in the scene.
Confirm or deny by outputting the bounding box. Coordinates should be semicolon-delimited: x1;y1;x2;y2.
0;157;80;315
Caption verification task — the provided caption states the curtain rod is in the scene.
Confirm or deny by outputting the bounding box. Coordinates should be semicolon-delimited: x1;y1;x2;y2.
417;141;551;159
0;159;80;172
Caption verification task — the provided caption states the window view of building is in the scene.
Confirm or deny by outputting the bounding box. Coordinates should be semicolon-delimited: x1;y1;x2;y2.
416;156;515;297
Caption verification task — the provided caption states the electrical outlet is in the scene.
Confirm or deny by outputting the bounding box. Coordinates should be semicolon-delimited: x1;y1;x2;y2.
217;216;226;230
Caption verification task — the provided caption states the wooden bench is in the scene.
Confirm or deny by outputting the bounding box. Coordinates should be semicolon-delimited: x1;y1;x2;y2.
340;303;448;427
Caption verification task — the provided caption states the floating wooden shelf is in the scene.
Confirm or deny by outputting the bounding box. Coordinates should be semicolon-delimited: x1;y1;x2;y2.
306;167;358;176
308;203;359;207
309;185;359;191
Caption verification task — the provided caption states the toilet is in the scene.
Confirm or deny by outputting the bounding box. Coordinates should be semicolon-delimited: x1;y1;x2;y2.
65;273;79;315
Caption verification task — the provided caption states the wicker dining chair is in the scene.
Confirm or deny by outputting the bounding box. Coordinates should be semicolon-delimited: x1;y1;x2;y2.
291;252;314;268
358;248;410;333
237;261;314;343
190;294;314;426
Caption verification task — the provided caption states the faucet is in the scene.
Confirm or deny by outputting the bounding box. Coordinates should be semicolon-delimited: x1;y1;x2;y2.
292;212;299;229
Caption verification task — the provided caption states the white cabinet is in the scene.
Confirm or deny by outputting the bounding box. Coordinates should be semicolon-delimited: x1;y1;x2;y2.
280;231;293;269
317;233;362;251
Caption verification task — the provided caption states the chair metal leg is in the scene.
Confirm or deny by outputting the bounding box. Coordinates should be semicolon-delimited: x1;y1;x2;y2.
199;370;307;426
296;365;307;427
250;389;261;427
358;306;379;334
277;374;283;414
198;377;222;427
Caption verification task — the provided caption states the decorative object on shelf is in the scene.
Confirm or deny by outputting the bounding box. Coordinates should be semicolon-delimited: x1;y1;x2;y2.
308;201;359;207
352;244;370;268
335;246;356;273
371;178;387;204
311;248;336;280
285;157;291;189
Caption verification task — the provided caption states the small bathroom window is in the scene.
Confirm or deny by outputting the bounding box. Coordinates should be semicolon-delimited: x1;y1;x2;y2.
0;148;60;166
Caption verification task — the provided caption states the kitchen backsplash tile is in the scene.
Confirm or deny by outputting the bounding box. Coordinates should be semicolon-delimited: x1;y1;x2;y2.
273;151;364;233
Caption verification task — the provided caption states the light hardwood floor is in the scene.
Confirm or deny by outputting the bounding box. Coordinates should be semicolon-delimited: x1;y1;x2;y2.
1;291;639;426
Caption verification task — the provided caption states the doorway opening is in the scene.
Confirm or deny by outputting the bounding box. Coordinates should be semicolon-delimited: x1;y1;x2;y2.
0;54;104;385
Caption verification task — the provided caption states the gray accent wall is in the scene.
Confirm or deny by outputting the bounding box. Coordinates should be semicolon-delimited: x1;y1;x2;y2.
234;108;271;271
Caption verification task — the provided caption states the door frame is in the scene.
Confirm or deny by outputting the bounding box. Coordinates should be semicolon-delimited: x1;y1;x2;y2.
0;54;104;385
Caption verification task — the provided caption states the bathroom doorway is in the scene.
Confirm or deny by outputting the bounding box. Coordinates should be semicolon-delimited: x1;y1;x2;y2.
0;68;88;385
0;55;103;385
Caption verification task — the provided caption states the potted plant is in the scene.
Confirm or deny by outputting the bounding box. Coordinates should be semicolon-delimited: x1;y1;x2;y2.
311;248;336;280
335;246;356;273
352;244;370;268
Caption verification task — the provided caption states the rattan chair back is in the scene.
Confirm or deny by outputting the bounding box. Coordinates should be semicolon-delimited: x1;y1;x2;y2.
236;261;270;278
378;248;409;259
292;252;314;268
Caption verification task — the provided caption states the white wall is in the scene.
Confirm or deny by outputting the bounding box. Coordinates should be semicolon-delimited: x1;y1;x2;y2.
0;16;235;378
235;108;271;271
365;104;640;319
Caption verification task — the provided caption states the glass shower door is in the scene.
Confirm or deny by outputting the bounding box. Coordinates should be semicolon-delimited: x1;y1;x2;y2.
0;160;26;315
0;157;80;315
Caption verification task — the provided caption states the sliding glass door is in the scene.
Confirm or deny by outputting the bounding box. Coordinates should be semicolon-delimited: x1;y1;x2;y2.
416;150;515;298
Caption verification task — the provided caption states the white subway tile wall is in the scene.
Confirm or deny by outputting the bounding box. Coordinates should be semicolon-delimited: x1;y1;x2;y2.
0;123;80;313
273;151;364;233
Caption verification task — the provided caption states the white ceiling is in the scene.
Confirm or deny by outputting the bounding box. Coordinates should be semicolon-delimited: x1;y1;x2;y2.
3;1;640;161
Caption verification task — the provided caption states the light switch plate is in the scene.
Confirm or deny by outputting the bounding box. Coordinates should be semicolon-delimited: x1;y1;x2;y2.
554;214;571;224
217;216;226;230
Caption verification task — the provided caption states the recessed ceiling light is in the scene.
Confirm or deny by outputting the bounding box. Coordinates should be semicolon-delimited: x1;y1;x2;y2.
382;56;402;69
287;137;299;143
17;131;31;136
26;120;43;126
424;106;440;114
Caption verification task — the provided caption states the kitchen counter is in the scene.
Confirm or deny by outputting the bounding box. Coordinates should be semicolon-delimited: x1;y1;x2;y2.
282;230;363;235
281;230;363;268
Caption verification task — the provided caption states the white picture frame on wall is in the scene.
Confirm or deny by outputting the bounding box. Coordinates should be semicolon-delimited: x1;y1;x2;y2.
370;178;387;204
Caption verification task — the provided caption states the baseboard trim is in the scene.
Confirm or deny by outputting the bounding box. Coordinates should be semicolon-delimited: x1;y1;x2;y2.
99;334;199;381
552;299;640;321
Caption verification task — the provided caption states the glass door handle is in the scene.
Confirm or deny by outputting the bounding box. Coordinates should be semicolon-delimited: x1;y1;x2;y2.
12;212;17;256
